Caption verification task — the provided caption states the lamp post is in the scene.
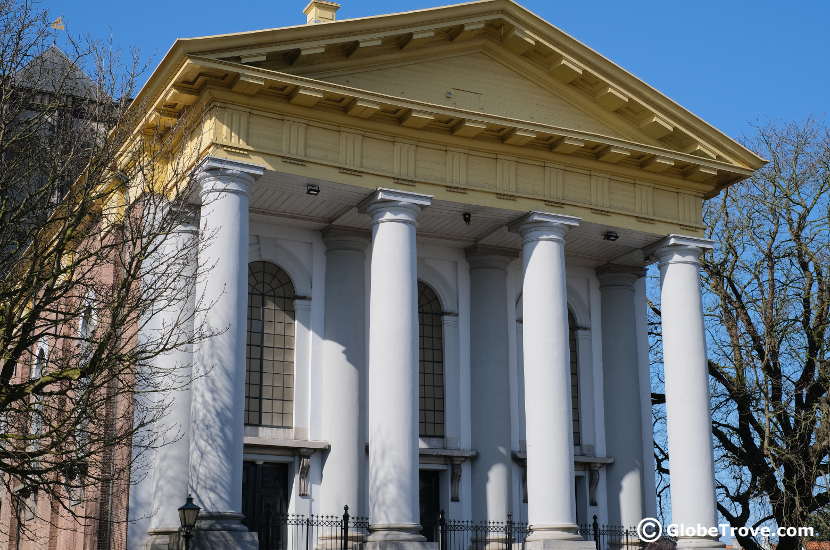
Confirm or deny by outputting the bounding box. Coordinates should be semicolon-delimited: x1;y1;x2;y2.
178;495;200;550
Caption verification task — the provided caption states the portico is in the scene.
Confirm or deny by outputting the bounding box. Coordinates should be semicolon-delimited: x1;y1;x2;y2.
120;2;766;550
130;158;727;550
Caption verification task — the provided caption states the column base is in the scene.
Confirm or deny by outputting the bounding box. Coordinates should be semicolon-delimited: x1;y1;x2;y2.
190;512;259;550
144;528;179;550
469;536;519;550
363;524;434;550
675;537;726;550
362;542;436;550
524;540;596;550
608;539;644;550
367;524;426;542
317;532;368;550
525;525;595;550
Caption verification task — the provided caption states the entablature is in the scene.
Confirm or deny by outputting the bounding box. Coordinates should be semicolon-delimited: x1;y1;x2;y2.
194;96;706;236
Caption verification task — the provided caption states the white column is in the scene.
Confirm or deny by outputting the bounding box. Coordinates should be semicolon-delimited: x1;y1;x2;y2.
653;235;723;550
509;212;592;550
189;157;262;545
147;209;199;537
597;267;645;529
360;188;432;544
128;204;199;549
467;246;514;525
320;229;369;516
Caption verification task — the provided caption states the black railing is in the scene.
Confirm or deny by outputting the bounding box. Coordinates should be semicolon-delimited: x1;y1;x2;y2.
577;516;647;550
241;509;646;550
437;512;531;550
251;507;369;550
435;512;646;550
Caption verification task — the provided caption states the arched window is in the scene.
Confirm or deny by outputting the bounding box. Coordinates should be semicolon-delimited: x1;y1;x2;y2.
246;261;296;428
418;282;445;438
568;311;581;446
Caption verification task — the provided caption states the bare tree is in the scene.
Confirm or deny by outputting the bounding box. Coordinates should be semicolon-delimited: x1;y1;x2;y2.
0;0;210;544
651;120;830;550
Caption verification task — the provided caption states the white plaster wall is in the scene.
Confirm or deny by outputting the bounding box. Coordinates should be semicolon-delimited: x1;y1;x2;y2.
239;218;610;525
247;219;327;514
416;241;472;520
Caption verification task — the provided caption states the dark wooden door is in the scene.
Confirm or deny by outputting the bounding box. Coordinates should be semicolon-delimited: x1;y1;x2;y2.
419;470;441;542
242;461;290;550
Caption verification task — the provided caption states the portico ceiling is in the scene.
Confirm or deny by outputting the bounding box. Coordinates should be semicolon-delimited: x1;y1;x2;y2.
251;169;656;266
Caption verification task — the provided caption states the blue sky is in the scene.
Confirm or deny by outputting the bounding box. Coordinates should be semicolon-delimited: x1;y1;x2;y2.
46;0;829;142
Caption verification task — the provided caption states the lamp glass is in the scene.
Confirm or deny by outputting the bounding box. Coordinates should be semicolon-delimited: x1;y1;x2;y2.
178;495;200;529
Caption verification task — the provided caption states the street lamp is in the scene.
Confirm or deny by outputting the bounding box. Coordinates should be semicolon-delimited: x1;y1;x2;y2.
178;495;200;550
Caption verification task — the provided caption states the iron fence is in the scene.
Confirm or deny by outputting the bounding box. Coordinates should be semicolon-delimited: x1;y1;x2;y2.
233;509;648;550
435;513;646;550
577;516;647;550
436;512;531;550
245;507;369;550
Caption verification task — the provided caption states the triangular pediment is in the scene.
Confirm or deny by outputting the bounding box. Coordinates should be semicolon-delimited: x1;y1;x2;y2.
307;51;641;143
134;0;766;193
163;0;763;171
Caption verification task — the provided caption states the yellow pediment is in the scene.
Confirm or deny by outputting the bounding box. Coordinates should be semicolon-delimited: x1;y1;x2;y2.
127;0;766;199
309;51;642;143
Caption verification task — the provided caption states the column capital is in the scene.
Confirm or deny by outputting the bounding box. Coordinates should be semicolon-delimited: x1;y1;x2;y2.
596;264;645;289
194;157;265;199
508;211;581;243
146;197;199;235
465;245;518;270
645;234;714;266
168;204;199;235
322;227;370;252
358;187;432;225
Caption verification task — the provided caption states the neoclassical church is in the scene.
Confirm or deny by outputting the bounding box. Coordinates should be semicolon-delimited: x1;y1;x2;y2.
115;1;765;549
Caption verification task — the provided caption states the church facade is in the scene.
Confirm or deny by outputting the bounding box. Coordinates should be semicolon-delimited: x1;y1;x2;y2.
39;1;769;549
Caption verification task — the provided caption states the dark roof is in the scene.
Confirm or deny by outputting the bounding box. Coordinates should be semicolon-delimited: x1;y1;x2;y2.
14;46;101;100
